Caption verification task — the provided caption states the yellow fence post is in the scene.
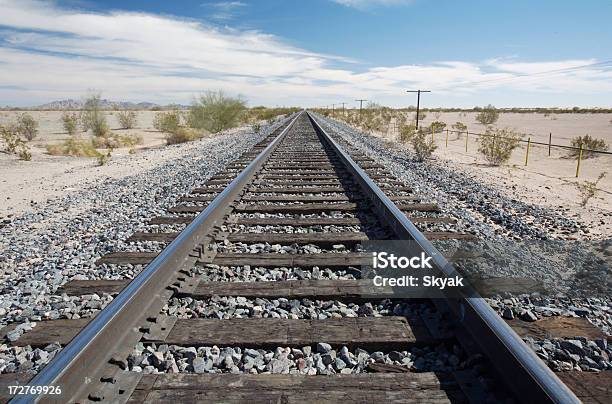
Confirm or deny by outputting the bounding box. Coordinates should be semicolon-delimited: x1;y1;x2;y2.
445;128;449;148
525;137;531;166
576;143;583;177
465;131;468;152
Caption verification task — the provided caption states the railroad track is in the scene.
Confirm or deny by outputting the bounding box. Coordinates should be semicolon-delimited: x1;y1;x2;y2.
3;112;578;403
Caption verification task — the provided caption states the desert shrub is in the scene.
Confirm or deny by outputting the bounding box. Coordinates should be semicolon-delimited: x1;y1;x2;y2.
1;124;31;160
16;113;38;140
411;130;437;161
117;110;137;129
164;127;200;145
452;122;467;132
46;137;100;157
248;106;299;122
414;111;426;121
568;135;609;158
188;91;247;133
399;124;416;143
476;104;499;126
61;112;79;136
577;173;606;207
81;93;109;137
478;127;524;166
118;133;143;147
97;149;112;166
90;133;142;149
428;121;447;133
452;122;467;139
154;110;182;134
252;123;261;133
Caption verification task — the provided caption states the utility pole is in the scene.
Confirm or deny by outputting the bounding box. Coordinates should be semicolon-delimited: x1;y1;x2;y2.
341;102;346;116
355;99;367;115
332;104;336;116
406;90;431;130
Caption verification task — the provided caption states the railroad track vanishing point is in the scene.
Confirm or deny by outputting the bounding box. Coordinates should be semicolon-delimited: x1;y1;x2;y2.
3;111;579;403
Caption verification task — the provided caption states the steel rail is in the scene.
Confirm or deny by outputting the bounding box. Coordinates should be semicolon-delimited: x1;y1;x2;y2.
307;111;579;404
12;113;301;404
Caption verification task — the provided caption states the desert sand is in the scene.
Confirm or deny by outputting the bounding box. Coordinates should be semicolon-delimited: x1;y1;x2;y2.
0;110;234;219
369;112;612;238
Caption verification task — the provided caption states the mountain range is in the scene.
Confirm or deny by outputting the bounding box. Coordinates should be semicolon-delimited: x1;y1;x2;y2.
34;99;184;110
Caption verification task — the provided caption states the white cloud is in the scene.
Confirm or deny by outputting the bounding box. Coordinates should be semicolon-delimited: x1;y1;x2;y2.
0;0;610;107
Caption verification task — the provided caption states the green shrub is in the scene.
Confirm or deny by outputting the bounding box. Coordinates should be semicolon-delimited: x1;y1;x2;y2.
188;90;247;133
16;113;38;140
476;104;499;125
478;127;523;166
399;124;416;143
1;124;31;160
252;123;261;134
81;93;109;137
61;112;79;136
411;130;437;161
153;110;182;134
117;110;137;129
568;135;609;158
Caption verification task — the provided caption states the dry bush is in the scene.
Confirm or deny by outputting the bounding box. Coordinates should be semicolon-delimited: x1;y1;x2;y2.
568;135;609;158
577;173;606;207
1;124;31;160
428;121;447;134
411;130;437;161
164;127;201;145
452;122;467;139
414;110;426;121
91;133;143;149
61;112;79;136
188;90;247;133
117;110;137;129
478;127;523;166
46;137;100;157
252;123;261;134
97;149;112;166
81;93;109;137
16;113;38;140
247;106;299;123
476;104;499;126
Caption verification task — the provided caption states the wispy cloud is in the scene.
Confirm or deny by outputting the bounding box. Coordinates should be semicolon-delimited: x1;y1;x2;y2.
202;1;246;21
330;0;415;10
0;0;610;107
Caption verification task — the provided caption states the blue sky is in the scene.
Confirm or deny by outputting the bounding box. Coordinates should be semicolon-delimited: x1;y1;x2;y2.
0;0;611;107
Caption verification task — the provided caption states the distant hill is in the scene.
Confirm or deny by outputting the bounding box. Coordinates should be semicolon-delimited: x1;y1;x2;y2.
33;99;186;110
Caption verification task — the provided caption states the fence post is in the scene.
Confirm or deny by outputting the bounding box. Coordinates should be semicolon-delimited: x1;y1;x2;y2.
431;126;434;143
548;133;552;156
576;143;583;177
445;129;449;148
465;131;468;152
525;137;531;166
